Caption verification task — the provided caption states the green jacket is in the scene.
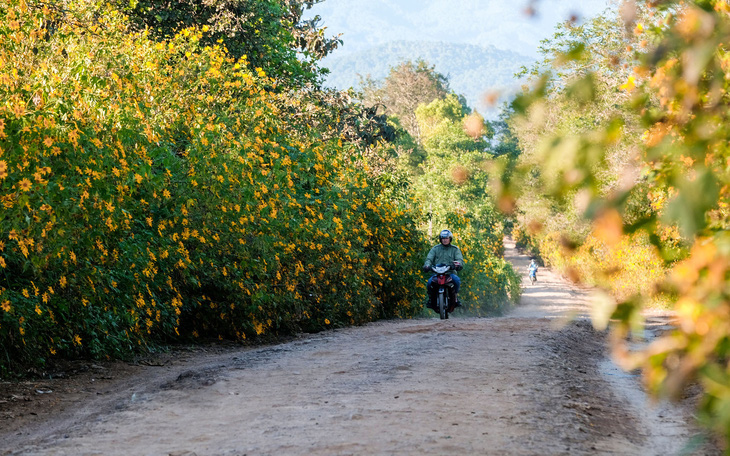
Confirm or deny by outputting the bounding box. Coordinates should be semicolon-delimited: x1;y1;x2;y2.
424;244;464;274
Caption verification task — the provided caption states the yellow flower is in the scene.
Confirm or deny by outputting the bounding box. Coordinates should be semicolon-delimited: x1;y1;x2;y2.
325;318;331;325
620;76;636;92
1;301;10;312
18;178;32;192
73;334;82;345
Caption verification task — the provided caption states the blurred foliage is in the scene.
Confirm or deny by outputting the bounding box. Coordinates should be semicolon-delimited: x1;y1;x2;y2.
511;223;541;260
0;0;426;375
503;0;730;446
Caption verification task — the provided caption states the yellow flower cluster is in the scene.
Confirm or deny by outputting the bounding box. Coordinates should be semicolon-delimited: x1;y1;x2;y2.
0;0;427;370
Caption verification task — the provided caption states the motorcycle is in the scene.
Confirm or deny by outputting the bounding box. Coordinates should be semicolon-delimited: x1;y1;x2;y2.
528;266;538;284
427;263;458;320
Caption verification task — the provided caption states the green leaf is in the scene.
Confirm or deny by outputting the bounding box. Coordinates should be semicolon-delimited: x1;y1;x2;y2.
590;291;617;331
566;73;596;105
664;168;719;238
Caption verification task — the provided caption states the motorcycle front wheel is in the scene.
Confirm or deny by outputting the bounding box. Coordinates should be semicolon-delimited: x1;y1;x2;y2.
438;293;447;320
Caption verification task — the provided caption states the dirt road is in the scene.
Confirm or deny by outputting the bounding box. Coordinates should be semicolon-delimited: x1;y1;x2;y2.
1;239;719;455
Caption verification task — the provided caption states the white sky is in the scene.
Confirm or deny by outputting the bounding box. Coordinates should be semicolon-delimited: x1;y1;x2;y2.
306;0;617;58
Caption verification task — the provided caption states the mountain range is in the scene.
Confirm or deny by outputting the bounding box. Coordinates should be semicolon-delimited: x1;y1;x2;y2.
318;40;536;117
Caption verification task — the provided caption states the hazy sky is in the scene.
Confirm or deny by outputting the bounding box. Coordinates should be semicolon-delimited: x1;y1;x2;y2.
306;0;617;58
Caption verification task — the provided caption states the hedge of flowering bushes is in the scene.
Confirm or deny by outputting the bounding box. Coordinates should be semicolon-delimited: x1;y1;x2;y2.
0;1;427;373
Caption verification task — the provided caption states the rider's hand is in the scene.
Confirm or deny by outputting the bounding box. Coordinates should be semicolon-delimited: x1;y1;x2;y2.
453;261;462;271
422;265;431;273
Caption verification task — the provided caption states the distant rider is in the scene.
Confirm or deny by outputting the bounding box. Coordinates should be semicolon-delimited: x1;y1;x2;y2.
528;259;538;281
422;229;464;310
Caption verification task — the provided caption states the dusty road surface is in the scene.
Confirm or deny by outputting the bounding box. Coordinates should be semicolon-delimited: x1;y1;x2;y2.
1;239;720;455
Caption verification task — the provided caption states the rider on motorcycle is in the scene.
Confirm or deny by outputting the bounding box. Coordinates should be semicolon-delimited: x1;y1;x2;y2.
422;229;464;310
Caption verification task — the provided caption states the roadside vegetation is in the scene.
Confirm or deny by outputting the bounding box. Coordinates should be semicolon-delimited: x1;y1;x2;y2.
0;0;518;377
503;0;730;447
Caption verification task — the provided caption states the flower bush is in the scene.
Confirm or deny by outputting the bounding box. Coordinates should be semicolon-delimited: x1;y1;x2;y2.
0;0;426;374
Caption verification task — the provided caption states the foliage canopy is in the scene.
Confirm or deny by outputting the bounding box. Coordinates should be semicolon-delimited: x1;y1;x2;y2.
115;0;342;86
360;59;453;142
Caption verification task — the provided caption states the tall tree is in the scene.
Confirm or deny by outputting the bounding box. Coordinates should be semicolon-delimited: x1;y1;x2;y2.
361;59;453;141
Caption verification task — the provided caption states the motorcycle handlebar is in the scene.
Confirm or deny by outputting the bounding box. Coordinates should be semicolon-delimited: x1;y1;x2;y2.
425;263;460;273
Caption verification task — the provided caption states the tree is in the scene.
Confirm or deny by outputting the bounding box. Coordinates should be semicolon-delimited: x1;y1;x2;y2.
489;109;521;160
360;59;452;141
507;5;655;251
110;0;342;85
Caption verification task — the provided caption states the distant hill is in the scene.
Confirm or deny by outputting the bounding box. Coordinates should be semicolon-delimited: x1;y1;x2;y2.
318;40;536;118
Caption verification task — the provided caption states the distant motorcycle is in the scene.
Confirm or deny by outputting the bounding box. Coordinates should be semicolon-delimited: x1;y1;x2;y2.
427;263;457;320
